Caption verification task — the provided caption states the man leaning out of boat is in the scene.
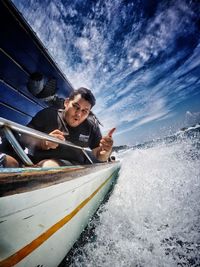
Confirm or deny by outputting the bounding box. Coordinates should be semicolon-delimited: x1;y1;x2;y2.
22;87;115;167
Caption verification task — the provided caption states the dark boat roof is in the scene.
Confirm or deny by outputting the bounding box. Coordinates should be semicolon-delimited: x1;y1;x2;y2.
0;0;74;125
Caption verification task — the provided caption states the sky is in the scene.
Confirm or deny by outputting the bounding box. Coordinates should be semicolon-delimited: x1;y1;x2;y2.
12;0;200;146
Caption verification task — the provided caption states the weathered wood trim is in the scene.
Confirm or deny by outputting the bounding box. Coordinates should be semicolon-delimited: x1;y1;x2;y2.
0;162;120;197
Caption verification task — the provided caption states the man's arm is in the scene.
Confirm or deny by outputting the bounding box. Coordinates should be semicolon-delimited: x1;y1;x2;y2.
92;128;115;162
22;129;65;150
21;108;64;150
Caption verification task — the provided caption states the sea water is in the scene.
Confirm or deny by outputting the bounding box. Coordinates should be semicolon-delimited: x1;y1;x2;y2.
63;127;200;267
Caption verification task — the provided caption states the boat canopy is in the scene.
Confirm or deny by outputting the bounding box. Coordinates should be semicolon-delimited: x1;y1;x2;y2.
0;0;74;126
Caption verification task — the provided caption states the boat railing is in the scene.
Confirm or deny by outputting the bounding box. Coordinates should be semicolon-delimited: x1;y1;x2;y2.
0;117;93;166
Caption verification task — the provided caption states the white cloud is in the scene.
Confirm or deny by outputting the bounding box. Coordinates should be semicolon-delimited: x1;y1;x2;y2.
185;111;200;126
173;43;200;79
134;111;169;128
75;37;93;60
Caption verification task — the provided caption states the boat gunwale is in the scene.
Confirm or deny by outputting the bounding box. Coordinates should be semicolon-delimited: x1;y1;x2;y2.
0;161;120;197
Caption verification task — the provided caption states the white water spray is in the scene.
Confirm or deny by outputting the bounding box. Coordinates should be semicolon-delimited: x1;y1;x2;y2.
69;137;200;266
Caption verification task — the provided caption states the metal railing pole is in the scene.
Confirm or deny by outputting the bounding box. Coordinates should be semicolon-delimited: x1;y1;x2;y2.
0;117;93;164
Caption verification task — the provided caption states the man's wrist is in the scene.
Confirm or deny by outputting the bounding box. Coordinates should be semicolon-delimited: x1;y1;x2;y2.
97;149;112;162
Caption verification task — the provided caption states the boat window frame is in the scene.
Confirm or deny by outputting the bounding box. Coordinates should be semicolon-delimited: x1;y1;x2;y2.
0;117;93;166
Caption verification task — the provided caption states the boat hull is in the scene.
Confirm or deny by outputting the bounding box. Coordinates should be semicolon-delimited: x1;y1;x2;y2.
0;162;120;267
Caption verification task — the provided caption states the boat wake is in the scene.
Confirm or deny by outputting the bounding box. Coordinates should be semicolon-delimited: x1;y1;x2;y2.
66;130;200;266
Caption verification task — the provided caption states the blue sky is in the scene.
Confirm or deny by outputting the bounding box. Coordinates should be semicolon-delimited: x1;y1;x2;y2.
12;0;200;146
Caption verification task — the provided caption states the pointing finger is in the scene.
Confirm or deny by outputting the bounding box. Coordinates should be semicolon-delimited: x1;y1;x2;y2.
108;128;116;137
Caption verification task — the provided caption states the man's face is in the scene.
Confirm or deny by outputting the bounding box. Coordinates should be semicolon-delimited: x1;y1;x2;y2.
64;94;91;127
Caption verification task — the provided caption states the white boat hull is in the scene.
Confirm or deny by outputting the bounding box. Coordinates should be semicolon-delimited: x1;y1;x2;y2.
0;162;120;267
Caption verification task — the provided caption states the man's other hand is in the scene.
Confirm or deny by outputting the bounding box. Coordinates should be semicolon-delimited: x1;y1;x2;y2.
42;129;65;150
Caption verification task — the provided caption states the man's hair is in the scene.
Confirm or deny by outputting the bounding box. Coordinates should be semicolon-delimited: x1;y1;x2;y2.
69;87;96;107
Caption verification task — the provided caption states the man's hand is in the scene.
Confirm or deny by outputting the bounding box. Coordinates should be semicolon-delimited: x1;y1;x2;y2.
42;129;65;150
93;128;116;161
99;128;115;155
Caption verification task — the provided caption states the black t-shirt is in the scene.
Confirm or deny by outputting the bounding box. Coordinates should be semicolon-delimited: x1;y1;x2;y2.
26;108;102;163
